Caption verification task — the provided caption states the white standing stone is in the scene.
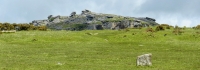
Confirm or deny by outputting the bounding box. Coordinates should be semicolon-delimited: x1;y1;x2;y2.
137;53;152;66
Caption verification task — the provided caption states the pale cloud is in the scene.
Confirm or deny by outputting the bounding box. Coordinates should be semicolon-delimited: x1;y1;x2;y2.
135;0;147;7
168;17;178;26
0;0;200;27
180;20;192;27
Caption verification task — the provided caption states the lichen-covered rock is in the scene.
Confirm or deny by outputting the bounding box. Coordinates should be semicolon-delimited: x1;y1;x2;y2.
137;53;152;66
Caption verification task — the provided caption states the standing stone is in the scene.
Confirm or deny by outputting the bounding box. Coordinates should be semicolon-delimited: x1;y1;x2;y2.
137;53;152;66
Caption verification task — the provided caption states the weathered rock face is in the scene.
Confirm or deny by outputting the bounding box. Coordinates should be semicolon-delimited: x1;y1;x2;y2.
136;17;157;26
137;53;152;66
32;20;49;26
81;9;91;15
52;16;61;23
32;9;159;30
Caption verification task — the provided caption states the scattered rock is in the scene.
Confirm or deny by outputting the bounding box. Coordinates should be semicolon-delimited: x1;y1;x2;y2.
56;62;64;65
104;39;108;41
139;45;144;46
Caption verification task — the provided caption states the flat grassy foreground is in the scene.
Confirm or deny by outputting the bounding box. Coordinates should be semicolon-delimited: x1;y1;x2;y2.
0;28;200;70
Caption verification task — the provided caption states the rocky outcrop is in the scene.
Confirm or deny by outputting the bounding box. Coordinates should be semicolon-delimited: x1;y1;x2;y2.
32;9;159;30
32;20;49;26
135;17;157;26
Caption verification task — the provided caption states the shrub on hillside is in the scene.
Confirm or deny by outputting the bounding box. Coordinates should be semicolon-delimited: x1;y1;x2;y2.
0;23;47;31
174;25;179;29
196;25;200;29
160;24;169;27
72;24;87;31
155;25;165;31
160;24;171;29
166;26;170;29
0;23;2;30
173;26;184;35
18;24;31;31
125;28;130;32
173;29;184;35
146;27;154;32
38;26;47;31
192;27;196;29
196;31;200;34
0;23;14;30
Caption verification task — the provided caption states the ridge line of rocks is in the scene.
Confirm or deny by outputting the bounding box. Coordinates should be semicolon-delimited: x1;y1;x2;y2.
32;9;158;30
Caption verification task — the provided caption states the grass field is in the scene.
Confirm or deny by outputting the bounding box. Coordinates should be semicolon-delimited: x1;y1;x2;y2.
0;28;200;70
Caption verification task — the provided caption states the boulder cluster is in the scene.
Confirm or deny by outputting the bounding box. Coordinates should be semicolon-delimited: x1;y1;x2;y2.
32;9;158;30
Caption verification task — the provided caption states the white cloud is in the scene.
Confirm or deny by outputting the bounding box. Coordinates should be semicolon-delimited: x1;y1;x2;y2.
135;0;147;7
180;20;192;27
0;0;199;27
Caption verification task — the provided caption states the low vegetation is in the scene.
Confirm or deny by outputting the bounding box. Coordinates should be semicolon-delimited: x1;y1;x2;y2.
0;22;47;31
0;26;200;70
195;25;200;29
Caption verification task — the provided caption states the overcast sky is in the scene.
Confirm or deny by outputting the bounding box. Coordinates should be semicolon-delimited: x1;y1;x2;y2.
0;0;200;27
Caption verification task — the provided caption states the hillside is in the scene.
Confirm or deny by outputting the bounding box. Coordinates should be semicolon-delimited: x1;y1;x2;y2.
32;9;159;30
0;28;200;69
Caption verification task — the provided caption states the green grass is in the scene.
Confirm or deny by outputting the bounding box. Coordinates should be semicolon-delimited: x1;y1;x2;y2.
0;28;200;70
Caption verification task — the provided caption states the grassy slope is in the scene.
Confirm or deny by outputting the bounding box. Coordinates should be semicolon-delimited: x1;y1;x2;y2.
0;28;200;70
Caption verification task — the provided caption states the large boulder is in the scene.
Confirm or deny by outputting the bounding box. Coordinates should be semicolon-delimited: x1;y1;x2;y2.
52;16;61;23
133;20;142;28
86;15;95;21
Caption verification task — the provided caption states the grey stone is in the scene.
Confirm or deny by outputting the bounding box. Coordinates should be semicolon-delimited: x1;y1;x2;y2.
70;12;76;17
52;17;60;23
86;15;95;21
137;53;152;66
81;9;91;15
